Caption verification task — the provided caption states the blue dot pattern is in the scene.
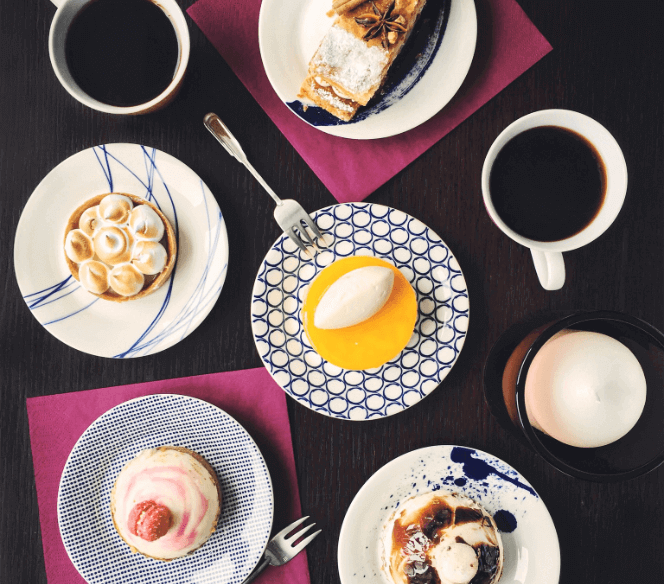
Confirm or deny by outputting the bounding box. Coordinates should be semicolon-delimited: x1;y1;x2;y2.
57;395;273;584
251;203;469;420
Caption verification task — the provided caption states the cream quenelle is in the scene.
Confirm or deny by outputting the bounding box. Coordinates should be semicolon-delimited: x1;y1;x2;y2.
313;265;395;329
111;446;221;561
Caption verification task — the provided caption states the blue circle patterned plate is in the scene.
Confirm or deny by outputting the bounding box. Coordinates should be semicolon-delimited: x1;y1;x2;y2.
57;394;273;584
338;445;560;584
251;203;469;420
14;144;229;358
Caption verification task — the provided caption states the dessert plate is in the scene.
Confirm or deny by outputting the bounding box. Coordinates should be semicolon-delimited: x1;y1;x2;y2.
338;445;560;584
258;0;477;139
58;394;274;584
14;144;229;358
251;203;469;420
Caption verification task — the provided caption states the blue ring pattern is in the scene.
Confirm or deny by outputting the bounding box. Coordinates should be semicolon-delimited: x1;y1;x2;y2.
251;203;469;420
58;395;273;584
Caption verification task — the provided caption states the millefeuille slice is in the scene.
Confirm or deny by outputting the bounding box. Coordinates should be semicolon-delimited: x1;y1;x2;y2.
298;0;428;122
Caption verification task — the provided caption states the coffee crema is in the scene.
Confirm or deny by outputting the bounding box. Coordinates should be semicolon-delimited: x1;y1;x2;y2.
489;125;607;242
65;0;179;107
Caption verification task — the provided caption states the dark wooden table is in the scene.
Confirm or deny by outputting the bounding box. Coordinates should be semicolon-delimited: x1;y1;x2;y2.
1;1;662;583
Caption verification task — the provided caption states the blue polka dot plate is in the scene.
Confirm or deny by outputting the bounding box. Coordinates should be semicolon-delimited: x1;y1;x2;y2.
258;0;477;138
57;394;274;584
338;445;560;584
14;144;229;358
251;203;469;420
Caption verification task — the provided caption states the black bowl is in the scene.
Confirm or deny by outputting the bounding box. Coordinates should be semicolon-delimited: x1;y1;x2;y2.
485;311;664;481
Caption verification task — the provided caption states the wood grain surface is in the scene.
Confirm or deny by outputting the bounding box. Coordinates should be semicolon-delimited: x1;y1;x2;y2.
0;1;662;583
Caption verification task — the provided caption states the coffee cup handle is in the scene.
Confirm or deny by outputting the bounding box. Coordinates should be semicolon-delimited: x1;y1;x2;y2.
530;250;565;290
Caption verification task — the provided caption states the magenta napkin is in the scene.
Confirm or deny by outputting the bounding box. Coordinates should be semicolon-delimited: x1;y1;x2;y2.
27;367;310;584
187;0;552;202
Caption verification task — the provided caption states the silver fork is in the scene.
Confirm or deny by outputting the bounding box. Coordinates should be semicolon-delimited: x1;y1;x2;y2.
243;516;321;584
204;112;325;257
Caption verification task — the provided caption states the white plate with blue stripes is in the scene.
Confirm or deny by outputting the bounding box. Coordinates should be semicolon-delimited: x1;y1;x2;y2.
251;203;469;420
57;394;274;584
14;143;229;358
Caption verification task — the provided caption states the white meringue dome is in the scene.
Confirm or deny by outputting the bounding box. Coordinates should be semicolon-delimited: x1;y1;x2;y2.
99;194;133;224
132;241;168;275
129;205;165;241
79;206;101;236
79;261;110;295
109;264;145;297
94;226;133;266
65;229;94;263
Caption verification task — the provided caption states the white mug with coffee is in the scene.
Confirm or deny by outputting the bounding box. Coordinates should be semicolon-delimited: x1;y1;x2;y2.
48;0;190;115
481;109;628;290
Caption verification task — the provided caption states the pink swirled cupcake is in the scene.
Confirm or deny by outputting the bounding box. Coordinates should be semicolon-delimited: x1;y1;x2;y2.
111;446;222;561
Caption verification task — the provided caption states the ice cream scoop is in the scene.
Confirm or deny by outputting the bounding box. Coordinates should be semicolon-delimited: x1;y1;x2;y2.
314;266;394;329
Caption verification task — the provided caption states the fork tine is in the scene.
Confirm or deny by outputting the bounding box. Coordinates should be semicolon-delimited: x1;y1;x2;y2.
274;516;309;540
297;222;318;250
285;227;310;257
301;214;324;241
284;521;316;543
290;529;322;556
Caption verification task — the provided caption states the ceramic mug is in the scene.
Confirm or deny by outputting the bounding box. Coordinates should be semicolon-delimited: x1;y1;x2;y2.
48;0;190;115
481;109;628;290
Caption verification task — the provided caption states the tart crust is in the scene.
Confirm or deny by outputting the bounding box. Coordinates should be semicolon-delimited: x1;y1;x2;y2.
64;193;177;302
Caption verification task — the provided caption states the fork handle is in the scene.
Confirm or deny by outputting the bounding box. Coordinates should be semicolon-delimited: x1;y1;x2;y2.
242;557;270;584
204;113;283;207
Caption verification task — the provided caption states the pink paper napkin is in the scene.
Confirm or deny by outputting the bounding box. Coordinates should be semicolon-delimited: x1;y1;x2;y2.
27;367;310;584
187;0;552;202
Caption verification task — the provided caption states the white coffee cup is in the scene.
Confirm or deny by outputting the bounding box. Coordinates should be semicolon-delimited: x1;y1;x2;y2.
481;109;628;290
48;0;190;115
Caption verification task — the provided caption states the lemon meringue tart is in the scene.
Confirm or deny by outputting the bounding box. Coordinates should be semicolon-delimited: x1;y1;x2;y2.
111;446;222;561
64;193;177;301
381;490;504;584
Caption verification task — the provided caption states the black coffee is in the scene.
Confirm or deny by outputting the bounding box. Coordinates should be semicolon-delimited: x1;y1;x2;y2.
65;0;179;107
489;126;607;242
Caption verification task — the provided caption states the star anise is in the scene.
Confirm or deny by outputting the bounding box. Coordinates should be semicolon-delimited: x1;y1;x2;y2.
355;1;407;49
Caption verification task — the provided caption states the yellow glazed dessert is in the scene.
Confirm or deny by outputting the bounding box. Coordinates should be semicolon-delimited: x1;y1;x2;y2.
302;256;417;370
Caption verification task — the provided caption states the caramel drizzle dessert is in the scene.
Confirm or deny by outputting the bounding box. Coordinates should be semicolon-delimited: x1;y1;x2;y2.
299;0;428;121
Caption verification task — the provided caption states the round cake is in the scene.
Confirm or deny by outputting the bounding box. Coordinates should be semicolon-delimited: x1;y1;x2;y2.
381;490;503;584
111;446;222;561
64;193;177;302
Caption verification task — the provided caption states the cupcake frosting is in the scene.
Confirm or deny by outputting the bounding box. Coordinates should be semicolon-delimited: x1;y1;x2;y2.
112;447;221;560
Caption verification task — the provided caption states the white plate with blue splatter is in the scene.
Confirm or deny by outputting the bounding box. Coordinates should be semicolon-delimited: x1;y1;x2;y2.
58;394;273;584
251;203;469;420
338;445;560;584
258;0;477;138
14;144;228;358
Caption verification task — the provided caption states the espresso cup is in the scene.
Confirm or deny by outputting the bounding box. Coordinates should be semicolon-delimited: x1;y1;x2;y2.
481;110;628;290
48;0;190;115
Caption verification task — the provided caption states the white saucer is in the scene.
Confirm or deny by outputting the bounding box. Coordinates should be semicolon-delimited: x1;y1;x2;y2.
251;203;469;420
258;0;477;139
338;445;560;584
14;144;229;358
58;394;273;584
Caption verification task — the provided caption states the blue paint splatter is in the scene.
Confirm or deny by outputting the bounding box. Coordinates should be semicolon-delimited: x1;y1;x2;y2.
493;510;517;533
454;478;467;487
450;447;538;497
